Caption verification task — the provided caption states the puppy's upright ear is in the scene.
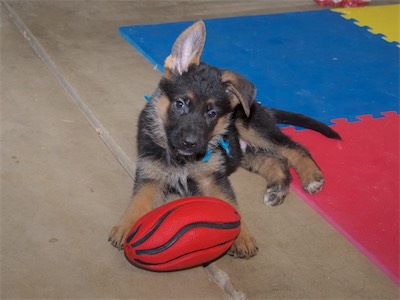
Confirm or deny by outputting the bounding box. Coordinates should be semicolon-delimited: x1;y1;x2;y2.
222;70;256;117
164;21;206;77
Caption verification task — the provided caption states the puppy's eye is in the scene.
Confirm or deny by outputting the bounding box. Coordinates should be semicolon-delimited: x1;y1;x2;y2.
174;99;185;110
207;110;217;119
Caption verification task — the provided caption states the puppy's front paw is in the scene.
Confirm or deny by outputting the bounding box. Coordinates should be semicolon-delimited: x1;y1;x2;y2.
263;184;289;206
228;234;258;259
108;224;130;250
303;172;324;194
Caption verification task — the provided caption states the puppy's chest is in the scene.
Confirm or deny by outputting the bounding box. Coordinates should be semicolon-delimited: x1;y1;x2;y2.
167;152;224;181
165;168;193;196
159;151;226;194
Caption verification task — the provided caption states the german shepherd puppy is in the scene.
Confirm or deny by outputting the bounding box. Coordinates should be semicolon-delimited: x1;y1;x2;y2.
109;21;340;258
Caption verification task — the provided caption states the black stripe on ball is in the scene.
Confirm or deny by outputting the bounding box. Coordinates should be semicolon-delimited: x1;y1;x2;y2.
136;221;241;256
128;207;178;247
126;224;141;244
134;239;234;267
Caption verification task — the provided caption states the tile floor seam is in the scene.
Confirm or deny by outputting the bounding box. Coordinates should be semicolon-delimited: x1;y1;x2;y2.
1;1;245;298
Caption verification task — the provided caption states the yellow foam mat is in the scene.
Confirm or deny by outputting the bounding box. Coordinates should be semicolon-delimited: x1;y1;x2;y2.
333;4;400;45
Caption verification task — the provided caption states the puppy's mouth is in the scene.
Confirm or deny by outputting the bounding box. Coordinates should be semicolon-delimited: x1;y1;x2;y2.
172;146;207;161
177;149;197;156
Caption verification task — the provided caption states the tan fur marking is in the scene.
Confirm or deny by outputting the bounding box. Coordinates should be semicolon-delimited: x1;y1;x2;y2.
206;98;215;106
184;91;196;106
222;71;241;109
163;55;173;78
210;115;228;138
108;182;162;248
221;71;237;83
242;154;287;184
195;175;258;258
155;95;170;123
281;147;322;186
138;158;165;181
195;175;258;256
196;176;231;200
229;221;258;259
186;91;195;99
236;120;274;149
194;151;226;176
126;182;159;219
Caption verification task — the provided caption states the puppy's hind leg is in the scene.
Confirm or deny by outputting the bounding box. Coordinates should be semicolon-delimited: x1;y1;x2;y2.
241;150;291;206
280;146;324;194
267;127;324;194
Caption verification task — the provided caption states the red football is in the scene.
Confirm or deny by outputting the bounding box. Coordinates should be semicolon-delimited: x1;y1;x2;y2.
123;196;241;271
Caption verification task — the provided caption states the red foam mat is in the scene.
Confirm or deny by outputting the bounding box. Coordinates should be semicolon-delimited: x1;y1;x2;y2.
283;112;399;284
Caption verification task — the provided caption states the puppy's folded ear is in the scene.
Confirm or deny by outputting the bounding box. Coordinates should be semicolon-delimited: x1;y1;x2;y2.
164;21;206;77
222;70;256;117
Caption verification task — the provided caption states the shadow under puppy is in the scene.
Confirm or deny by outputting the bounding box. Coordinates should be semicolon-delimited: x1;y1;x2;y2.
109;21;340;258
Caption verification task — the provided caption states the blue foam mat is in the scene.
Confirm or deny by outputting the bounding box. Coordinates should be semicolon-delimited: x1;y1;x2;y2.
119;10;399;124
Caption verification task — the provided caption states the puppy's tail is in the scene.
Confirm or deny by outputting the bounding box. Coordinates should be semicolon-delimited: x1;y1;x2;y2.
271;108;341;140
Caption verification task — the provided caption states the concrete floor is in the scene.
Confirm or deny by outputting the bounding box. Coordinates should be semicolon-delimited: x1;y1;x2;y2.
1;0;399;299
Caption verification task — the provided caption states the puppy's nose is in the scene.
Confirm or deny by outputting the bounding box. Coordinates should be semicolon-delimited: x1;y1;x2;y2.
182;135;197;148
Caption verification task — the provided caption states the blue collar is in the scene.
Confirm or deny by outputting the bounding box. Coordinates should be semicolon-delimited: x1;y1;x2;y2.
203;139;231;162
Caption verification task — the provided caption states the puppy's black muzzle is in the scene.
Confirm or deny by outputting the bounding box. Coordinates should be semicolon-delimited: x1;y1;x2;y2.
169;115;208;157
182;133;197;150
